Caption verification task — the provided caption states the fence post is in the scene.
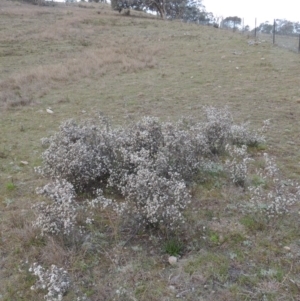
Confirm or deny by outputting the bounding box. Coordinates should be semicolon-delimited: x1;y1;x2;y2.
299;34;300;53
242;18;244;33
254;18;257;38
273;19;276;44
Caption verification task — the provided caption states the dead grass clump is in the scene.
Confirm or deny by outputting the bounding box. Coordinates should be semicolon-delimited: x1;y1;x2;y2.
208;218;246;237
1;91;34;108
11;223;45;255
40;238;73;267
0;45;159;108
7;210;28;229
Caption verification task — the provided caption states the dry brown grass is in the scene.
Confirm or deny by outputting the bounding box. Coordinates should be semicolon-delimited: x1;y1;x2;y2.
0;44;159;108
0;1;159;107
1;1;300;300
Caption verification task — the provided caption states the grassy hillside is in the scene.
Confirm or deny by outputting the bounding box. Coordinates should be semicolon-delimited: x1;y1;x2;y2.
1;1;300;300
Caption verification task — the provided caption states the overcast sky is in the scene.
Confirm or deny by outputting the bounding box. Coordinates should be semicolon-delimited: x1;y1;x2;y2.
203;0;300;28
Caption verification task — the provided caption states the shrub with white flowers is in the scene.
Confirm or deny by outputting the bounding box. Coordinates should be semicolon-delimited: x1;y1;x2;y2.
248;153;300;216
87;188;127;216
123;116;164;156
121;168;191;227
225;144;253;187
35;118;116;192
159;119;210;181
29;263;71;301
33;108;272;233
230;119;270;147
203;106;233;154
92;149;191;228
33;180;77;236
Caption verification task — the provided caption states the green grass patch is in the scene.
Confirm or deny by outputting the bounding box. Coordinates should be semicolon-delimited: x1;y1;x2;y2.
240;215;267;233
6;182;16;191
225;232;246;246
163;238;183;256
184;252;229;281
250;174;267;187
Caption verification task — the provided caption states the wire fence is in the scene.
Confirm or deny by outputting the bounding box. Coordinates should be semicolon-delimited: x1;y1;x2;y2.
216;18;300;53
257;32;300;53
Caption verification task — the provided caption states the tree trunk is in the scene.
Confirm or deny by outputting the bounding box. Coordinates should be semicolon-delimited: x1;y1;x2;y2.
151;0;166;19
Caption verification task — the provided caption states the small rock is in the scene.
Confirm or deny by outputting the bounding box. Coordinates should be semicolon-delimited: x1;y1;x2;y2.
46;109;54;114
131;246;141;252
168;285;176;292
168;256;178;266
219;234;224;243
20;161;28;165
283;246;291;251
236;67;239;70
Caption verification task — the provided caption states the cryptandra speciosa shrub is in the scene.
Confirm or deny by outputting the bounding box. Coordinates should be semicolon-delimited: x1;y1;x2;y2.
33;179;77;236
225;144;253;187
107;116;164;191
29;263;71;301
90;168;191;228
34;107;271;234
120;168;191;228
36;118;116;192
159;120;210;182
203;106;233;154
248;153;300;217
230;119;270;147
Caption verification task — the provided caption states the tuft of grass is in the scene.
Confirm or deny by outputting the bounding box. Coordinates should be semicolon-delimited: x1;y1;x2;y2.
209;232;219;244
163;238;183;256
240;215;267;233
6;182;16;191
259;268;284;282
184;252;229;281
224;232;246;246
255;143;267;151
251;174;266;187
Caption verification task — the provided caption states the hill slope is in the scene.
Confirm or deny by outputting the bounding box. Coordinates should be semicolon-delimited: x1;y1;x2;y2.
1;1;300;300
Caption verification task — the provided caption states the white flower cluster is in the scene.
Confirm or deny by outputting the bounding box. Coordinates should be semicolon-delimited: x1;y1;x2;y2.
230;119;269;147
123;116;164;157
87;188;127;216
121;168;191;227
261;152;279;178
204;106;233;154
91;150;191;228
159;120;210;181
249;153;300;216
225;144;253;187
29;263;70;301
36;119;115;192
33;180;77;235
